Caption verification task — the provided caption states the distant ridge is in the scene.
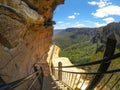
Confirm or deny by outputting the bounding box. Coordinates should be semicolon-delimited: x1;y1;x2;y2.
54;27;97;38
54;29;64;35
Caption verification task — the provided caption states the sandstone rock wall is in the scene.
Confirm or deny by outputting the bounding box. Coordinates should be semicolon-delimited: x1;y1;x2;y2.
0;0;64;90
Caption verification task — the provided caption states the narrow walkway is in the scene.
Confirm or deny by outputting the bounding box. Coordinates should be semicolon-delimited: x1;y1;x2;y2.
49;45;90;90
42;45;69;90
42;76;58;90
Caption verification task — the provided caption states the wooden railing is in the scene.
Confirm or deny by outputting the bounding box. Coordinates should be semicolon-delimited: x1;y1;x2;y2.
52;61;120;90
52;37;120;90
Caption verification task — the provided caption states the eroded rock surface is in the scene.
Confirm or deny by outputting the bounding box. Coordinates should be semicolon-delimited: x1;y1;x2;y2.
0;0;64;90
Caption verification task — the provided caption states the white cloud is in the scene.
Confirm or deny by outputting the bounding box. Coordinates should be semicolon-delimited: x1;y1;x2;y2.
54;21;108;29
83;20;107;27
68;12;80;19
88;1;97;5
74;12;80;15
68;15;76;19
57;21;64;24
94;22;106;27
84;20;94;23
66;23;71;25
103;17;115;24
54;22;72;29
73;22;86;27
54;24;65;29
54;22;86;29
88;0;112;8
92;5;120;18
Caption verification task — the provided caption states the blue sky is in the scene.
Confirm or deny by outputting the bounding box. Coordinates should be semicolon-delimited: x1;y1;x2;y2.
53;0;120;29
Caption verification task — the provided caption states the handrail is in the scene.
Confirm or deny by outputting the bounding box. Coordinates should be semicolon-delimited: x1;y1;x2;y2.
53;52;120;68
0;72;38;90
52;63;120;90
28;75;40;90
53;68;120;75
0;69;42;90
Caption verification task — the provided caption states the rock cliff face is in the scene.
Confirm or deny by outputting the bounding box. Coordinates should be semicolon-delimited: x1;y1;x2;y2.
0;0;64;90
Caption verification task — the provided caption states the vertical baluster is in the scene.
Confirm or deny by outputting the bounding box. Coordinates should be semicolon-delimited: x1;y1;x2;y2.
75;74;82;90
56;69;58;79
72;73;77;89
62;72;64;82
65;72;68;84
62;72;64;83
68;73;72;86
54;69;57;79
80;74;87;89
66;72;69;85
69;73;74;88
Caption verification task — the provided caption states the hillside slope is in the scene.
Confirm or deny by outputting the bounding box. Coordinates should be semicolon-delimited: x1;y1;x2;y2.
53;28;97;64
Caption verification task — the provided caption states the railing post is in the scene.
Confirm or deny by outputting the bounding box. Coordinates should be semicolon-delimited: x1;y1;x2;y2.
58;62;62;81
86;35;117;90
